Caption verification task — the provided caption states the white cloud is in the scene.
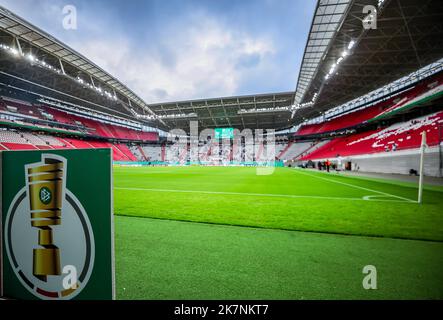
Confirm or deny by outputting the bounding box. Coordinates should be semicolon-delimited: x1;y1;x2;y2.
68;15;276;103
0;1;276;103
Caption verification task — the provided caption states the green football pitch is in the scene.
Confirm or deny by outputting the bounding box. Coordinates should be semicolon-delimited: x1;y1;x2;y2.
113;166;443;299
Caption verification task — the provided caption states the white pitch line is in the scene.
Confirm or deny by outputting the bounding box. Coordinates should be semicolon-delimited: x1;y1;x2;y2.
114;187;412;203
292;169;417;203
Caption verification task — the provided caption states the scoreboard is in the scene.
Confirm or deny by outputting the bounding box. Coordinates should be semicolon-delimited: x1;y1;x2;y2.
214;128;234;139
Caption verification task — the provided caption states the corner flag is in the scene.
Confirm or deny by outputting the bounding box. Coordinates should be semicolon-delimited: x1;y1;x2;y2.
418;131;427;204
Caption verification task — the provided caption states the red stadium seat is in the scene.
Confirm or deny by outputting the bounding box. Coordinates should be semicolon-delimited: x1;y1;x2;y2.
301;111;443;160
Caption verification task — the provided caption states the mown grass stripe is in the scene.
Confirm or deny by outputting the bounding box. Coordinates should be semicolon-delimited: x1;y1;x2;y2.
115;186;412;203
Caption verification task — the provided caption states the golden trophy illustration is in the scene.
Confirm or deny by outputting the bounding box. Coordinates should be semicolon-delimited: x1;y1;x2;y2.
27;156;64;282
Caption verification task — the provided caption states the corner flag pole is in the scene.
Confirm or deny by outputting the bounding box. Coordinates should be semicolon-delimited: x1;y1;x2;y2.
418;131;427;204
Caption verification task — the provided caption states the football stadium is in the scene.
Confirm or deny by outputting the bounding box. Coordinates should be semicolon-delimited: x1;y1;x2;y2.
0;0;443;302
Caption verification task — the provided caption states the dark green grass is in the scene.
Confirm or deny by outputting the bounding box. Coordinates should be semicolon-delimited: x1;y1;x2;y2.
113;166;443;299
115;215;443;300
114;166;443;241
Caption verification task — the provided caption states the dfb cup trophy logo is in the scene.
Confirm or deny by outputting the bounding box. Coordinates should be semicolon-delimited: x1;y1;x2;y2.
4;154;95;300
28;156;63;281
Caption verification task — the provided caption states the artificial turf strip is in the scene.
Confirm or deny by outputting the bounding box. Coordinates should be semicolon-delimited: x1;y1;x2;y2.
113;166;443;241
115;215;443;300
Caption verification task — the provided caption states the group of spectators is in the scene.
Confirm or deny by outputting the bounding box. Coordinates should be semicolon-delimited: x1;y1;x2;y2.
317;160;335;172
298;155;344;172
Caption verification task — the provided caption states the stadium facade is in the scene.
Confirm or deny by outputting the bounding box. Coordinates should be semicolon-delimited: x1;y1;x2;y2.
0;0;442;176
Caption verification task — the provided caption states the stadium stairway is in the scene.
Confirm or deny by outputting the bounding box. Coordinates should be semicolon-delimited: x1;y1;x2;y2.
138;146;149;161
276;142;293;160
115;144;138;161
129;145;145;161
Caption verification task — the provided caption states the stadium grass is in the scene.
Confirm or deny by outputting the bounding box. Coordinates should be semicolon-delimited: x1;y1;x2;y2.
114;166;443;241
113;166;443;299
115;215;443;300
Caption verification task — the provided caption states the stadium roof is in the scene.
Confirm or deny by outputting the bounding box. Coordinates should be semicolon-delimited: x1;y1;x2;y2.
293;0;443;124
0;5;164;128
144;0;352;132
1;1;442;133
294;0;352;106
147;92;296;131
131;0;443;132
0;3;339;132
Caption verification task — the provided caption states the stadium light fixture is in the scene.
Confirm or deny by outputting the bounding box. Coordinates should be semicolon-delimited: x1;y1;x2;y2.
26;54;35;62
325;40;356;81
348;40;356;50
0;42;117;103
10;48;19;56
238;107;291;115
290;91;319;119
158;113;197;119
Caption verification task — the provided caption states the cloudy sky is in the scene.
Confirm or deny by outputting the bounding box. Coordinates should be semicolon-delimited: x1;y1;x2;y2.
0;0;316;103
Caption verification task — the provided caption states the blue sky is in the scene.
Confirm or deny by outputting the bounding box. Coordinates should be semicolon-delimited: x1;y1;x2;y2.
0;0;316;103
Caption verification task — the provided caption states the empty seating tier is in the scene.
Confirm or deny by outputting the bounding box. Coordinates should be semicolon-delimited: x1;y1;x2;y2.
300;111;443;160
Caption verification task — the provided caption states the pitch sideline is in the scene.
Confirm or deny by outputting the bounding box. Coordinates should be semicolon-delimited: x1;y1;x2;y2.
292;168;417;203
114;186;413;203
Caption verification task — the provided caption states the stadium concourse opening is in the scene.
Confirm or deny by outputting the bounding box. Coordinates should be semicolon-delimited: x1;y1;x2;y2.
0;0;443;303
